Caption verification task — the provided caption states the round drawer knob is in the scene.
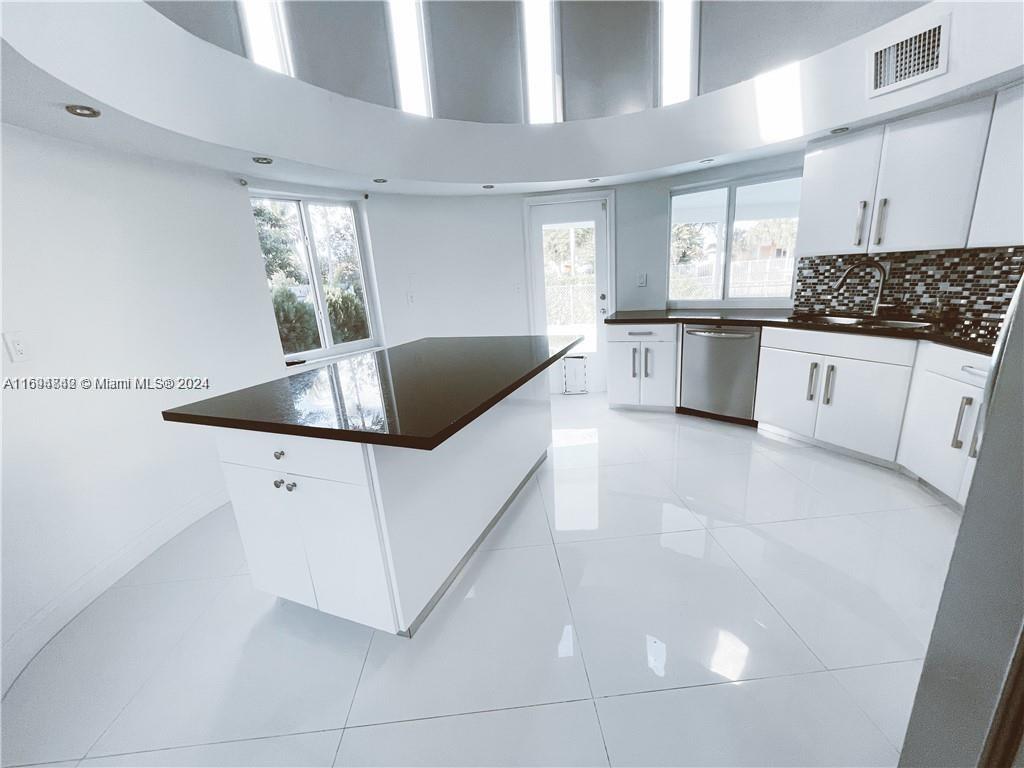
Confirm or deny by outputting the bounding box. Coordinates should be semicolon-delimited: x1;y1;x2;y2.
273;479;284;488
273;450;285;460
285;482;297;492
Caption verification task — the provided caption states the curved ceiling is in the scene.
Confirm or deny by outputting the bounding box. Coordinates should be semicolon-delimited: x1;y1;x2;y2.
2;1;1021;194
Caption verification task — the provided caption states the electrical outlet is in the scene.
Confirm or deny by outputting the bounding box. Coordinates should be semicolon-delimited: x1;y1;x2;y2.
3;332;30;363
637;272;648;287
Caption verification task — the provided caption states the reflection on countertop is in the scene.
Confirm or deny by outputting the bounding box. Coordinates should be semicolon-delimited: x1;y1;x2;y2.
163;335;581;449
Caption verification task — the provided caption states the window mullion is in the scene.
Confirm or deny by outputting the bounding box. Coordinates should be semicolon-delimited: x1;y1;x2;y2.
299;202;334;349
721;184;738;301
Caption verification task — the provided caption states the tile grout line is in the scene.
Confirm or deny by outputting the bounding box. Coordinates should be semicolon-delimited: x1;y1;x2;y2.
534;468;612;767
331;629;376;767
76;575;242;763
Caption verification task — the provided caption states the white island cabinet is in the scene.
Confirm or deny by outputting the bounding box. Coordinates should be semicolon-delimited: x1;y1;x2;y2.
163;335;579;635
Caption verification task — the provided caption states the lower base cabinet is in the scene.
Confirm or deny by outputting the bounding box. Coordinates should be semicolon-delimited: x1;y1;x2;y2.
754;330;914;462
898;366;985;501
607;338;677;406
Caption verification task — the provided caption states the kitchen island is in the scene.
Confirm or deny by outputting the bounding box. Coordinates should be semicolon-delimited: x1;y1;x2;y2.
163;335;580;635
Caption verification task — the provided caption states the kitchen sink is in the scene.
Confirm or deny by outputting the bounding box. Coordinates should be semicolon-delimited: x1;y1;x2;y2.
790;314;934;331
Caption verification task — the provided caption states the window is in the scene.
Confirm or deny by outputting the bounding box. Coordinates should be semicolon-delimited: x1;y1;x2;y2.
660;0;696;106
522;0;559;124
251;198;377;359
238;0;293;76
669;175;801;305
387;0;432;116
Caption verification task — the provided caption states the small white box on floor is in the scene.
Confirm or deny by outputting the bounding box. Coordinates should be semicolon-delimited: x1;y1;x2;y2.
562;355;588;394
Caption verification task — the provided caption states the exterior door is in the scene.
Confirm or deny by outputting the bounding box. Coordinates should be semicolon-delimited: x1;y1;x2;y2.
527;199;611;393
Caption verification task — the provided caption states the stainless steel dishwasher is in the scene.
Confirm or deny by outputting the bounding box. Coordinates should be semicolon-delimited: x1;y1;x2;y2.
680;324;761;422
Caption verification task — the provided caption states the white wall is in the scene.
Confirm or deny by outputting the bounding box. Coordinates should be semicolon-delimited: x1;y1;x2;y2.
613;152;804;310
698;1;925;94
1;126;286;690
367;194;531;345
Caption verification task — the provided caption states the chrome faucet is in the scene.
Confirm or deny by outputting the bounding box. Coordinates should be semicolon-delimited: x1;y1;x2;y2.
832;258;888;316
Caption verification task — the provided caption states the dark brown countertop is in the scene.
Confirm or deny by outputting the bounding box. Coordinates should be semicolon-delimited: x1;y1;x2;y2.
163;335;581;450
605;310;996;355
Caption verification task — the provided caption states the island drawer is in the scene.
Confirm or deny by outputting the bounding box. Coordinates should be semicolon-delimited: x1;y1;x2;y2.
606;324;678;343
214;428;368;485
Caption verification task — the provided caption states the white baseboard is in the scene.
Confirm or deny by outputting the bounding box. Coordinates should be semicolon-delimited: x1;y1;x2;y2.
1;488;230;694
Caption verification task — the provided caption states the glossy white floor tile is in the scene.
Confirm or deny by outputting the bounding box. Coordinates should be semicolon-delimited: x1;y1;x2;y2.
1;578;229;767
538;461;702;543
90;576;372;756
336;701;608;767
713;515;949;668
756;440;944;513
654;451;836;527
346;545;591;727
81;731;342;767
481;477;551;550
116;504;247;588
596;672;897;766
2;393;960;768
832;660;924;751
557;531;822;696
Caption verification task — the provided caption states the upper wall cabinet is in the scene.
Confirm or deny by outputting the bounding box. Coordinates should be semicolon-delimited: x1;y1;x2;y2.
969;84;1024;248
869;96;994;254
795;127;885;258
795;96;995;258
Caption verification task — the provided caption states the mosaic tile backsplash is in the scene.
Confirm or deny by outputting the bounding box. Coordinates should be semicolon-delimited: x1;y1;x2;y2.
793;246;1024;348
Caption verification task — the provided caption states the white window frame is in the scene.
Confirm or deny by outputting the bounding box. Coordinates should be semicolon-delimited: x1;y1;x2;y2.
666;169;801;310
249;191;384;364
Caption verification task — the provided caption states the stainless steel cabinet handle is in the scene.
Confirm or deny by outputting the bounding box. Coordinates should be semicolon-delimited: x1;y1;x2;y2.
644;347;651;378
273;479;284;488
273;450;285;460
823;364;836;405
285;481;297;492
960;365;988;380
631;346;638;378
806;362;819;401
627;331;654;336
951;396;974;449
685;330;755;339
854;200;868;246
873;198;889;245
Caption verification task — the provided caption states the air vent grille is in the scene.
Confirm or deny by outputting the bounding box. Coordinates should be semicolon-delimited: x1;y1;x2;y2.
868;17;949;97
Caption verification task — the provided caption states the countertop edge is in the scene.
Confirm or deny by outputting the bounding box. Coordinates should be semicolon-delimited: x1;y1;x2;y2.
604;313;995;355
162;335;583;450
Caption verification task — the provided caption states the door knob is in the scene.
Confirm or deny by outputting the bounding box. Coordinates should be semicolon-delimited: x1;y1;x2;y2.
599;293;606;300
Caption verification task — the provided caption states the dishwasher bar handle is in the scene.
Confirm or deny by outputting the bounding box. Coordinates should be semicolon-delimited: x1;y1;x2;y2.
685;330;756;339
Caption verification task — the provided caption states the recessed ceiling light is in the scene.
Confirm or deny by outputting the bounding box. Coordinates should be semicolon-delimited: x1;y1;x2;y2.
588;178;600;183
373;178;388;184
482;184;495;190
65;104;101;118
699;158;715;164
252;156;273;165
830;127;850;135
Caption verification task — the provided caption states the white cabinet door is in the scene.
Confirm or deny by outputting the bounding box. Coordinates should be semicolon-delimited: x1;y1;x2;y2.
221;463;317;609
869;96;994;253
795;127;884;258
607;342;641;405
639;341;677;406
813;357;911;461
754;347;823;437
290;474;396;632
898;371;983;500
969;84;1024;248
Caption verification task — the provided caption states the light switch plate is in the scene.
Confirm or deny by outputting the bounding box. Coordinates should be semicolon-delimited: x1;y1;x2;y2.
637;272;648;287
3;332;30;363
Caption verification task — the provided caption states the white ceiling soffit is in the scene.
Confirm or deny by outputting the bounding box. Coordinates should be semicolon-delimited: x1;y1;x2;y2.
2;1;1022;195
